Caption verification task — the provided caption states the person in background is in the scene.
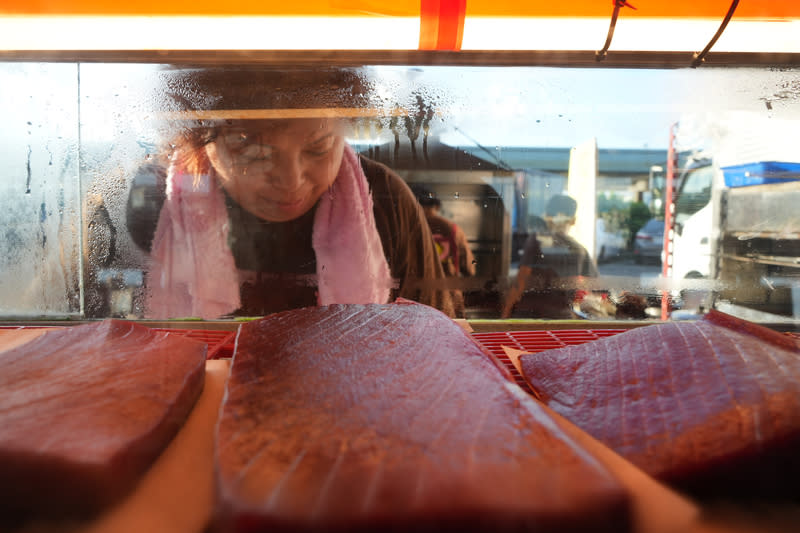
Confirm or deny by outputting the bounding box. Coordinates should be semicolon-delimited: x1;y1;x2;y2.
414;189;476;278
502;194;598;319
412;188;476;317
127;67;453;319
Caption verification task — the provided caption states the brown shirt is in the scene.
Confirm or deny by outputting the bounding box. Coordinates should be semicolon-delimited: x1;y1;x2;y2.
229;156;454;316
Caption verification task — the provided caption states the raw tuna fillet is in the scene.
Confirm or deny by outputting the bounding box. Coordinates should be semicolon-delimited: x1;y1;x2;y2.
519;310;800;498
214;300;631;533
0;320;207;518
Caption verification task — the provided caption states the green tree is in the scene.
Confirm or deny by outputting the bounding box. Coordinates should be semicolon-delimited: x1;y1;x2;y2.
597;193;631;245
627;202;652;248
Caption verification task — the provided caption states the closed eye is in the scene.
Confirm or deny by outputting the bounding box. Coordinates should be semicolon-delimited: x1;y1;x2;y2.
304;134;335;156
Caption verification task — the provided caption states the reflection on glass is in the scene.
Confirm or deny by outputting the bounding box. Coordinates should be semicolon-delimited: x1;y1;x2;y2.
502;194;601;319
0;63;798;323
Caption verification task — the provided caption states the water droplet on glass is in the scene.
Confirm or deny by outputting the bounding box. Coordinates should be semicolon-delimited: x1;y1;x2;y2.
454;191;460;199
520;192;526;199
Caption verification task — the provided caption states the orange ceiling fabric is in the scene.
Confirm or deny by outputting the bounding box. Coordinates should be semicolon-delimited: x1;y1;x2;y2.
465;0;800;18
419;0;466;50
2;0;799;17
2;0;798;53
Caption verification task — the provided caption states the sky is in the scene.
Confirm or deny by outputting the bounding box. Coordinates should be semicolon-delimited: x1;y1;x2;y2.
367;65;800;151
3;63;798;160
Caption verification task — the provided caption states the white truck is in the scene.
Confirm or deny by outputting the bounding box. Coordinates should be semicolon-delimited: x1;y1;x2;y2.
666;115;800;321
670;155;715;281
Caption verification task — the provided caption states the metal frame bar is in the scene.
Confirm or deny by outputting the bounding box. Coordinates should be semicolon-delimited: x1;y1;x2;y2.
2;49;800;67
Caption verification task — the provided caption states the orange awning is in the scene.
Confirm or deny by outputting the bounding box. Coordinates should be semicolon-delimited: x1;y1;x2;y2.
2;0;799;18
1;0;798;56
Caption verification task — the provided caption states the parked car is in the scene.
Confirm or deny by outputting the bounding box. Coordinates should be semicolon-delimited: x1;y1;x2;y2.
596;218;626;263
633;218;664;264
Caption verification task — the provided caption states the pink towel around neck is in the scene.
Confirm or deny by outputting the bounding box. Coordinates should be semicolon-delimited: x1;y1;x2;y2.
146;145;393;319
313;146;393;306
145;160;239;319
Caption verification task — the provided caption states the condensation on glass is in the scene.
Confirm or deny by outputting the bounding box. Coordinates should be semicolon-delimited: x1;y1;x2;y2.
0;63;798;323
0;64;82;317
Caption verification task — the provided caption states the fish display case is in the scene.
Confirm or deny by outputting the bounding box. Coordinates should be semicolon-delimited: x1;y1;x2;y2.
2;1;800;532
3;315;800;533
3;59;800;326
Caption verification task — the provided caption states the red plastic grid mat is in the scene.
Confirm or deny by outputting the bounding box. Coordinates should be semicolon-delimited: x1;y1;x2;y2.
4;325;797;372
1;324;623;366
471;329;627;391
473;329;800;392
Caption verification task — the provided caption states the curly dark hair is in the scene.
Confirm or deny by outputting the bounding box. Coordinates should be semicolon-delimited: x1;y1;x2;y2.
157;66;373;177
160;66;371;114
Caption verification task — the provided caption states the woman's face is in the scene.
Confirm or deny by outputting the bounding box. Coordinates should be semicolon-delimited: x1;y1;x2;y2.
204;118;346;222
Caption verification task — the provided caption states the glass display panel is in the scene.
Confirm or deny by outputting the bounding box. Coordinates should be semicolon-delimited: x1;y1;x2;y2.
1;62;798;323
0;63;82;317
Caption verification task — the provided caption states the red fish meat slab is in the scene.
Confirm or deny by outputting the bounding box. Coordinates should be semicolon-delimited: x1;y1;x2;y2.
519;310;800;498
0;320;207;518
215;301;631;533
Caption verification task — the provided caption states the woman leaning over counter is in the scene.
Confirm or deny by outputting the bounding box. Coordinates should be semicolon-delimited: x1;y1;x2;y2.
127;67;454;319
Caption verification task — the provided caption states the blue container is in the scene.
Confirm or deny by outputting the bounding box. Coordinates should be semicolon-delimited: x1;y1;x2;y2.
722;161;800;188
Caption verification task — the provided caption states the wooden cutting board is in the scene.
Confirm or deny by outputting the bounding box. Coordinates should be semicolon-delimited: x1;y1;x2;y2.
0;327;50;351
2;328;772;533
81;358;230;533
92;359;700;533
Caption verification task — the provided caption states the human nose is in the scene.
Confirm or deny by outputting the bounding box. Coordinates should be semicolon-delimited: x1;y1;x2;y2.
267;154;304;192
